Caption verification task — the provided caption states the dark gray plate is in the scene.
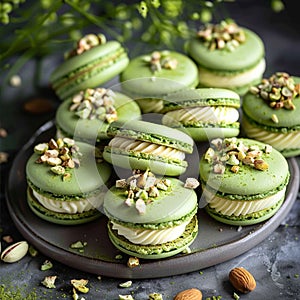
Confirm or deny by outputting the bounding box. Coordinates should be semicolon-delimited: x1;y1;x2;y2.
5;120;300;279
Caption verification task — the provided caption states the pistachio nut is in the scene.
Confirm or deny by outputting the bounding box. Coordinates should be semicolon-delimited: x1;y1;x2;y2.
1;241;29;263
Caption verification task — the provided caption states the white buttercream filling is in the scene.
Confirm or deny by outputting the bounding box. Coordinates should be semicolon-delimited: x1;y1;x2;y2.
198;59;266;88
163;106;239;125
243;118;300;151
109;136;185;160
203;187;286;216
32;189;104;214
111;220;190;245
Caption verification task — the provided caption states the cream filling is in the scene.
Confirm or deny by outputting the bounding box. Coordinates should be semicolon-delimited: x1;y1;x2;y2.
163;106;239;125
198;59;266;88
243;118;300;151
203;187;286;216
111;220;190;245
109;136;185;160
136;98;164;113
32;189;104;214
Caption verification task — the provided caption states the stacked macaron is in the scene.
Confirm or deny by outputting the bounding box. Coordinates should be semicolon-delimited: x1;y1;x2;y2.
187;19;265;95
242;72;300;157
55;87;141;144
102;120;194;176
50;33;129;100
161;88;241;141
120;50;199;113
26;137;111;225
200;137;290;225
103;169;199;259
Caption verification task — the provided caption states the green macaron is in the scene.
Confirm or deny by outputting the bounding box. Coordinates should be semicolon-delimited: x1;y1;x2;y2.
55;88;141;143
50;34;129;100
102;120;194;176
161;88;240;141
199;137;290;226
26;138;112;225
242;73;300;157
120;50;199;113
103;170;198;259
186;20;265;95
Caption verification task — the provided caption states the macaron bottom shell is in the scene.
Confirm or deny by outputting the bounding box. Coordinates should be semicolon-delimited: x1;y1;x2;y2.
205;197;284;226
107;215;198;259
27;188;102;225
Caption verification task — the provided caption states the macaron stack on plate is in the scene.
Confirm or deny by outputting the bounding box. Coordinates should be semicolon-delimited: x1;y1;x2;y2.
161;88;241;141
103;169;199;259
242;72;300;157
55;87;141;143
50;33;129;100
103;120;194;176
120;50;199;113
26;137;112;225
187;19;266;95
199;137;290;226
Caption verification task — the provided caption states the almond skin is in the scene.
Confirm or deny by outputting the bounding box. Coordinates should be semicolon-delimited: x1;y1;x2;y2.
174;288;202;300
229;267;256;293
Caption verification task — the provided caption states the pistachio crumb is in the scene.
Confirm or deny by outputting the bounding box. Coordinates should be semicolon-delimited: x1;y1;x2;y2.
127;257;140;268
271;114;279;123
40;260;53;271
119;295;134;300
41;276;57;289
149;293;163;300
119;281;132;288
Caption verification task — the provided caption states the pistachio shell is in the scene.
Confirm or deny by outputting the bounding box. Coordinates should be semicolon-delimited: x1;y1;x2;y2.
1;241;29;263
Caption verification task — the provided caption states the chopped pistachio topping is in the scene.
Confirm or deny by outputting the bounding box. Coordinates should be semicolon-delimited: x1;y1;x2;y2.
205;138;271;174
250;72;299;110
149;293;163;300
41;276;57;289
197;19;245;51
34;138;82;179
116;169;172;214
143;50;178;73
71;279;89;294
66;33;106;58
70;87;118;123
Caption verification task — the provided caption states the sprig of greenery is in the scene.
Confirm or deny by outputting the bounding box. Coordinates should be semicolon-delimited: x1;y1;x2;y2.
0;0;285;81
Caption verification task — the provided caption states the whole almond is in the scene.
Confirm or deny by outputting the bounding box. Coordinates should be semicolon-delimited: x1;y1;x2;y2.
229;267;256;293
174;288;202;300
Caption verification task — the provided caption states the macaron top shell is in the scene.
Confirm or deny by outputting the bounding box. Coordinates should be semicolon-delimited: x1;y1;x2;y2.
50;41;126;82
56;92;141;141
187;28;264;71
200;138;289;196
120;51;199;97
104;178;197;224
162;88;240;112
26;142;111;196
243;77;300;129
107;120;194;153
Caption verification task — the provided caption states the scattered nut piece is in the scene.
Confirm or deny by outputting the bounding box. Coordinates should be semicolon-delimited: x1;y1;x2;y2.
149;293;163;300
184;178;200;189
0;152;9;164
41;275;57;289
2;235;13;243
9;74;22;87
173;288;202;300
127;257;140;268
271;114;279;123
1;241;28;263
0;128;8;138
119;295;134;300
28;245;39;257
41;260;53;271
229;267;256;293
71;279;89;293
119;280;132;288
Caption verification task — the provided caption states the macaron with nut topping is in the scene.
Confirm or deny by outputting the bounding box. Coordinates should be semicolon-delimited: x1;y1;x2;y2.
55;87;141;143
26;137;112;225
242;72;300;157
103;169;199;259
199;137;290;226
187;19;265;95
102;120;194;176
120;50;199;113
161;87;241;141
50;33;129;100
